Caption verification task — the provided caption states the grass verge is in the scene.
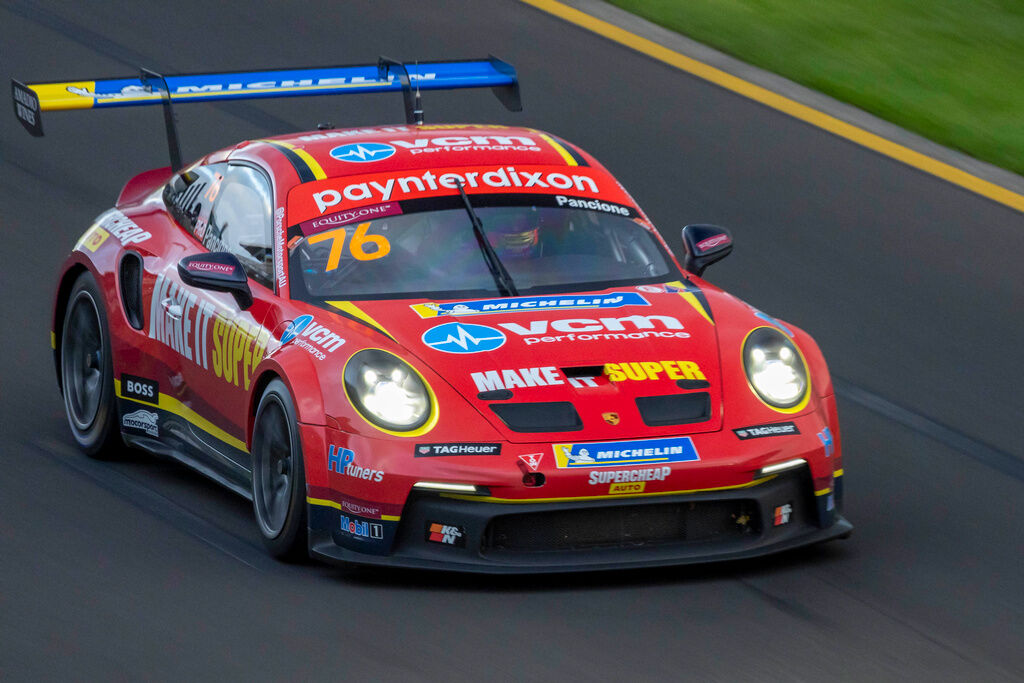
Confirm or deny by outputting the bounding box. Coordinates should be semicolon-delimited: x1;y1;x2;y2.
606;0;1024;177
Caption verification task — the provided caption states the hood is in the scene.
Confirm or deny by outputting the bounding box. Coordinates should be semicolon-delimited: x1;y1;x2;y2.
330;282;725;443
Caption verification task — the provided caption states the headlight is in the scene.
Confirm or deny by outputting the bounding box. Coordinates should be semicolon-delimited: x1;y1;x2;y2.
742;327;809;410
344;349;431;431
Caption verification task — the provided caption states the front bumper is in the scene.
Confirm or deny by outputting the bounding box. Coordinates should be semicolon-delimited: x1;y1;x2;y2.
309;467;851;574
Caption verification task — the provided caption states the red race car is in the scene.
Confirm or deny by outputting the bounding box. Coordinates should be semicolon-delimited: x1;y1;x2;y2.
15;58;850;572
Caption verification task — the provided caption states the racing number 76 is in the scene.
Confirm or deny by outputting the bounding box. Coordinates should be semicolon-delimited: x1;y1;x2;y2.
307;222;391;270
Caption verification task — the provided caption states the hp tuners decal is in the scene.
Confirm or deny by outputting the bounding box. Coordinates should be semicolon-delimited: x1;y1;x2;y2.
552;437;700;469
410;292;649;318
421;322;506;354
329;142;396;162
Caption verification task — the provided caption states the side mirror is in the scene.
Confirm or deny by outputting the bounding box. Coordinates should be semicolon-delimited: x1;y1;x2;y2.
681;224;733;276
178;252;253;309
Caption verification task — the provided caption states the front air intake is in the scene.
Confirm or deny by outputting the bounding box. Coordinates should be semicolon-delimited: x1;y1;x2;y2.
490;402;583;433
635;393;711;426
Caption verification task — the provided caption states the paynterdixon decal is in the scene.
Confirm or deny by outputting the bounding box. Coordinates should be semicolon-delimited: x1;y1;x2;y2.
410;292;648;318
553;437;700;469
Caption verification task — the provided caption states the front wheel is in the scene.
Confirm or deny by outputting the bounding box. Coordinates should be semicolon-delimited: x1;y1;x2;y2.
251;378;308;560
60;271;122;458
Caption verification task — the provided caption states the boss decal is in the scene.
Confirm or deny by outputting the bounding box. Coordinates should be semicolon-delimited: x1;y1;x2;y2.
122;374;158;404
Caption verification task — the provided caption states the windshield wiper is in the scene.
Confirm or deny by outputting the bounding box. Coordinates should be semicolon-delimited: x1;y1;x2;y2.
455;181;518;297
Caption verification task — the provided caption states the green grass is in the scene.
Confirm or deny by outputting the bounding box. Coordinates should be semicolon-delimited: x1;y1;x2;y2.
607;0;1024;177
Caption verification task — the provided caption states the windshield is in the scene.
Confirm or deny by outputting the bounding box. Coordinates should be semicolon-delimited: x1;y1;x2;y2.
288;196;680;301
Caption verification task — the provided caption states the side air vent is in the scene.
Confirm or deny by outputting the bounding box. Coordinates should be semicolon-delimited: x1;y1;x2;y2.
636;393;711;427
119;252;145;330
490;402;583;433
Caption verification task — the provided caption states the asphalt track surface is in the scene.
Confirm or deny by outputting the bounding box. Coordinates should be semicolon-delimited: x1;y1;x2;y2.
2;1;1022;680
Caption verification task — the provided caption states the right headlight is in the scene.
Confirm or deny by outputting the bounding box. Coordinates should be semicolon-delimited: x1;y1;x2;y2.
742;327;809;411
344;349;432;432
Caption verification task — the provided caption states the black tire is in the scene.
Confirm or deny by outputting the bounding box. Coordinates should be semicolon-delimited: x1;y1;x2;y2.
60;271;123;458
251;378;309;561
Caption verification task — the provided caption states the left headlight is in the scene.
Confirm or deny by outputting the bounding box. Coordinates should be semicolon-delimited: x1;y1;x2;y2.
344;349;431;431
742;327;809;411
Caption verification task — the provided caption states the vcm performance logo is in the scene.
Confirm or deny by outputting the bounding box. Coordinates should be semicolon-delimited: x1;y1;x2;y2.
422;322;506;354
330;143;396;163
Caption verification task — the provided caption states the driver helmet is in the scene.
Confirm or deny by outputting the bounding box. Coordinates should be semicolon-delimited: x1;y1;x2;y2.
487;211;539;258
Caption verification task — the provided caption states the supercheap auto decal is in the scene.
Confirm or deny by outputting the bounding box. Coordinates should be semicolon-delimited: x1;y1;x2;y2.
287;164;634;225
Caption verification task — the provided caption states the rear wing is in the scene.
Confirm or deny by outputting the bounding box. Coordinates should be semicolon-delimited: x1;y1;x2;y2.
11;57;521;171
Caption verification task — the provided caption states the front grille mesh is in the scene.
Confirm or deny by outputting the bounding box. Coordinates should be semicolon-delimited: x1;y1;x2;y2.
483;499;758;553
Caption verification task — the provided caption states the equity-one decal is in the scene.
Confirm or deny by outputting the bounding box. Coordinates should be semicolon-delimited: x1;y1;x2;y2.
148;273;270;390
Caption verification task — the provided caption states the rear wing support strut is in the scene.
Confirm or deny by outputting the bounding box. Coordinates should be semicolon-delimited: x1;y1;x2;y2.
140;69;183;172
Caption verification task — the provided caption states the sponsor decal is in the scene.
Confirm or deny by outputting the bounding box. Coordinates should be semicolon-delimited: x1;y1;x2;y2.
422;322;506;354
695;234;731;252
390;134;539;155
12;81;40;132
415;443;501;457
826;493;835;511
471;366;562;392
340;500;381;518
340;515;384;539
426;522;466;547
602;412;620;425
273;207;286;290
298;126;410;142
518;452;543;472
588;466;671;485
753;310;794;337
327;445;384;482
330;142;396;162
610;482;644;494
817;427;835;457
301;202;402;236
733;422;799;439
604;360;705;382
280;314;345;360
122;409;158;437
186;260;235;275
309;165;603;215
555;194;631;216
636;283;685;294
122;374;158;405
97;209;151;245
773;503;793;526
553;437;700;469
495;315;690;346
410;292;649;319
78;226;110;252
148;273;271;390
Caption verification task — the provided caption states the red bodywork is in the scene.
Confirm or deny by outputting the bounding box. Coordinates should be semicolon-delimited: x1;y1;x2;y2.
53;124;846;571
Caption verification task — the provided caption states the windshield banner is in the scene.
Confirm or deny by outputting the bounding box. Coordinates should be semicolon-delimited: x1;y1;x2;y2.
287;164;635;226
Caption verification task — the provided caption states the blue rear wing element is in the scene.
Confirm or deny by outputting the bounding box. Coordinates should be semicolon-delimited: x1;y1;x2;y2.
12;57;522;170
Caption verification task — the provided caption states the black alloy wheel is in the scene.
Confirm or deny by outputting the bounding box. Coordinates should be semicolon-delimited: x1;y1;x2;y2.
251;378;308;560
60;271;122;457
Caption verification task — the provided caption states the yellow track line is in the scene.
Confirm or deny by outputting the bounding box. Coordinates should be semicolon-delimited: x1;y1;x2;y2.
520;0;1024;214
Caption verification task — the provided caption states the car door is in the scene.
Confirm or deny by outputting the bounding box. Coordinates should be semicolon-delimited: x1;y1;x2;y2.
149;162;277;490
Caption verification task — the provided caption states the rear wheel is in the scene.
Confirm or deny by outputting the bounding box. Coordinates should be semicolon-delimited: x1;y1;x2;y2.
60;271;122;458
251;378;308;560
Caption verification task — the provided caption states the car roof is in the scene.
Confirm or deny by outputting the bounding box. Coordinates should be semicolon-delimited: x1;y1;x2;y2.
256;124;598;179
